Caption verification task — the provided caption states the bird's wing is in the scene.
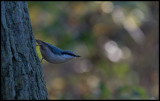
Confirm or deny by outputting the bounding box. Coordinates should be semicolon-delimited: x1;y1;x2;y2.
37;40;62;55
44;42;62;55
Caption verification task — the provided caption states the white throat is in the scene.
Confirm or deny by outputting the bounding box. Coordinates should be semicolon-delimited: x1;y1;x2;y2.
50;54;75;63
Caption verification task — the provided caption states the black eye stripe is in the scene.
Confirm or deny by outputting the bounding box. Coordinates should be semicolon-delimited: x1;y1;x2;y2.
61;52;75;56
61;52;80;57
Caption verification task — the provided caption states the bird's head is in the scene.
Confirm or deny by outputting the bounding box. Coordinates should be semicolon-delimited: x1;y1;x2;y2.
61;50;80;58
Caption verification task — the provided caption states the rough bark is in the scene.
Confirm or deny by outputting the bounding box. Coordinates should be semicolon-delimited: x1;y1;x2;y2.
1;1;49;100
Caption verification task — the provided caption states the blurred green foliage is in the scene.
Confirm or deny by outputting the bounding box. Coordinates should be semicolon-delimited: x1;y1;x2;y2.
28;1;159;100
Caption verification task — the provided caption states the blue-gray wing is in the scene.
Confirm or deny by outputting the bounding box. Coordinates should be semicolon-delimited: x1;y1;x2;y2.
43;42;62;55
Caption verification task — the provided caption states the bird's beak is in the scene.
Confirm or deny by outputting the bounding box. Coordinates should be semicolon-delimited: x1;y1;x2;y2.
75;55;81;57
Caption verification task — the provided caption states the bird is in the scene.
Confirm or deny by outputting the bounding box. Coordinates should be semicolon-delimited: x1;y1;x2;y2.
36;39;80;64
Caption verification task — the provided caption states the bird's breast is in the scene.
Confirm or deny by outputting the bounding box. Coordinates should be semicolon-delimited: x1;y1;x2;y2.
40;46;74;64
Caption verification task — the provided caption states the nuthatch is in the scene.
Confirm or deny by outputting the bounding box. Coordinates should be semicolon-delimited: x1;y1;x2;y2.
36;39;80;64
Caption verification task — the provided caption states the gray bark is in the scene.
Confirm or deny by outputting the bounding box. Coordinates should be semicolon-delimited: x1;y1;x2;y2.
1;1;49;100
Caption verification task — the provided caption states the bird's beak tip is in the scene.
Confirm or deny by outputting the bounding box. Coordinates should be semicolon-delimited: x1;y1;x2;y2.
76;55;81;57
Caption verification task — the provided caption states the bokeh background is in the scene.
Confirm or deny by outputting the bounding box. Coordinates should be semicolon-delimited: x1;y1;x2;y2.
28;1;159;100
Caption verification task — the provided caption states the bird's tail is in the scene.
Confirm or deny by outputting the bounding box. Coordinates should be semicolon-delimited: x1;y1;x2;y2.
35;39;44;45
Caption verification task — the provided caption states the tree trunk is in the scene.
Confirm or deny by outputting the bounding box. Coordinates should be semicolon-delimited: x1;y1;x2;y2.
1;1;49;100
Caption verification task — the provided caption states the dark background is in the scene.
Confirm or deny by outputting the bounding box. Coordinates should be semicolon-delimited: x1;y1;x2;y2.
28;1;159;99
